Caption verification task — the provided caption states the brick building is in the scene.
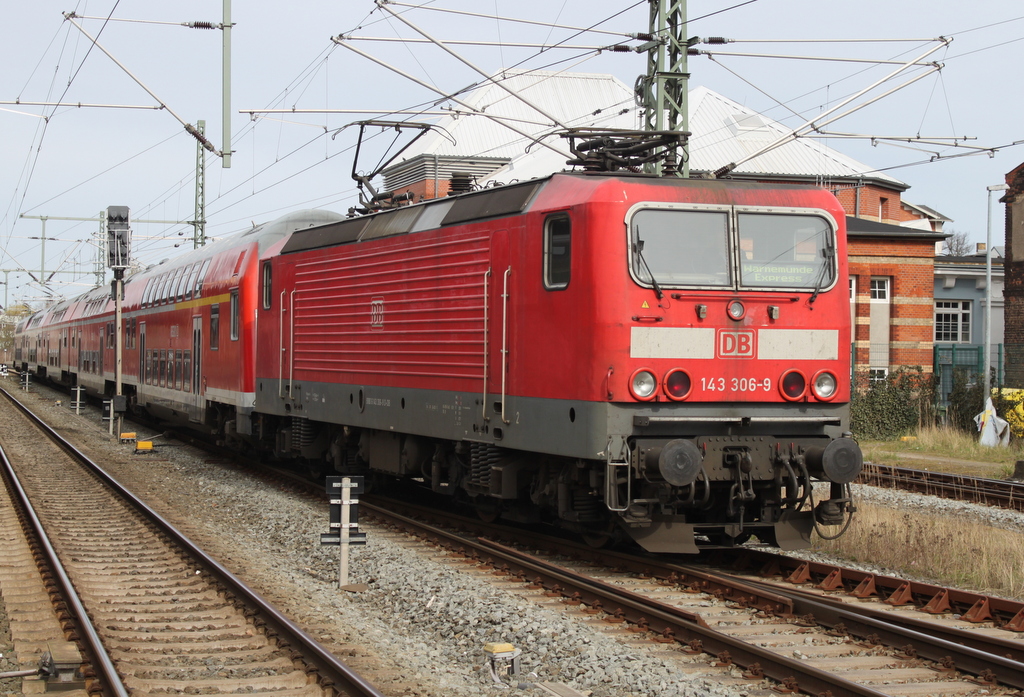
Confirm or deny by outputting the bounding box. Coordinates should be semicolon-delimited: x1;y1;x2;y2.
381;71;949;375
1001;163;1024;385
845;218;946;378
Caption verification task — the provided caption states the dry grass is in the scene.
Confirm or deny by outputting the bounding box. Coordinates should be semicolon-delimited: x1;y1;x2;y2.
860;424;1023;478
814;502;1024;600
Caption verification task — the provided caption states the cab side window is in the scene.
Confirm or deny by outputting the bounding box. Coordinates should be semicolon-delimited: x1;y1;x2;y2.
262;262;272;309
543;214;571;290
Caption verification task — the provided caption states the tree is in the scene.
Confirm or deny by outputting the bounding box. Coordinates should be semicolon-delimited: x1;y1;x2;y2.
1;303;33;362
941;228;975;256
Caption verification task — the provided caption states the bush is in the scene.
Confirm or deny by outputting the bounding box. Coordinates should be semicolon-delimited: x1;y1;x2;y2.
946;368;984;433
851;367;935;440
947;368;1023;437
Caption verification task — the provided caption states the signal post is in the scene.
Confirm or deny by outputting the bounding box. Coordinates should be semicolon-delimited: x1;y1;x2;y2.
107;206;131;437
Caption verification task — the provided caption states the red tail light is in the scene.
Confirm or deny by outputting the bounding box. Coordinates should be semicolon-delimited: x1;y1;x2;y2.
664;369;692;400
780;370;806;401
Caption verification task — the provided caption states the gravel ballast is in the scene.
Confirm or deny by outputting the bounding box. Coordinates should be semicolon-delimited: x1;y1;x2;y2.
7;377;1024;695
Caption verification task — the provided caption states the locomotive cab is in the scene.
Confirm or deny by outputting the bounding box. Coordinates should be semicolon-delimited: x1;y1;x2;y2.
582;178;862;552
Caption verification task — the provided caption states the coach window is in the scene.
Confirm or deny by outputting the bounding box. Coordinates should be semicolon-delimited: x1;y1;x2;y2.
210;304;220;350
262;262;272;309
543;214;571;289
230;290;240;341
195;260;211;298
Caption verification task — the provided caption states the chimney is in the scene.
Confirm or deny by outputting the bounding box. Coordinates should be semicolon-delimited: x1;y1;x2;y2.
976;242;987;254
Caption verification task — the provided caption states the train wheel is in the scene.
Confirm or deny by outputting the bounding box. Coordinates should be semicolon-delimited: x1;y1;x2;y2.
473;497;501;523
581;520;619;549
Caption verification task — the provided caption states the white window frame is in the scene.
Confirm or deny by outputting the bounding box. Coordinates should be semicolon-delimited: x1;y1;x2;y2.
869;277;889;302
934;300;971;343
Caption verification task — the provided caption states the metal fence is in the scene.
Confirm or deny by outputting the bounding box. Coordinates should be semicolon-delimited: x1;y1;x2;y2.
933;343;1004;407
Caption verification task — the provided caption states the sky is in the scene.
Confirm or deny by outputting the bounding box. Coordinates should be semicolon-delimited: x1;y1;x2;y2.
1;0;1021;308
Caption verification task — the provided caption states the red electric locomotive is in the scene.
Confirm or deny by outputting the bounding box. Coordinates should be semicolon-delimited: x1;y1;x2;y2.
15;169;861;553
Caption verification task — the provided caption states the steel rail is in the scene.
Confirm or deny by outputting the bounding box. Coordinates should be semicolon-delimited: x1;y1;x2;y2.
713;547;1024;631
0;442;128;697
858;462;1024;511
741;580;1024;674
363;501;889;697
366;496;1024;691
366;495;794;614
0;387;385;697
483;536;1024;687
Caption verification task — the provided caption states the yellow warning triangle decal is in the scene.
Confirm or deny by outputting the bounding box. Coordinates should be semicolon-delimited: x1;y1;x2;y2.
641;300;650;309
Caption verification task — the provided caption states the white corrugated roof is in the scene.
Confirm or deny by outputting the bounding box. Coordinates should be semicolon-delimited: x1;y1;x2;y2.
687;87;903;185
395;70;640;162
383;70;905;188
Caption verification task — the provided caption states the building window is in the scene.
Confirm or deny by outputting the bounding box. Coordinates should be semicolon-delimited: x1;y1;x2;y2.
935;301;971;343
869;368;889;383
543;214;571;289
870;277;889;301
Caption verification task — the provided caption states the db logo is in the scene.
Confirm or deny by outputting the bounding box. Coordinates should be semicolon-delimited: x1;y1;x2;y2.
370;297;385;330
717;329;755;358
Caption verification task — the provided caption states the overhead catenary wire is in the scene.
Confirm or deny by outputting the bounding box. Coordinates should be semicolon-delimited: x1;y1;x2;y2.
62;12;220;156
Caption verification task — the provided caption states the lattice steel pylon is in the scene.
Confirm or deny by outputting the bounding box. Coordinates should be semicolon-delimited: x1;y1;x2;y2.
192;120;207;248
637;0;690;176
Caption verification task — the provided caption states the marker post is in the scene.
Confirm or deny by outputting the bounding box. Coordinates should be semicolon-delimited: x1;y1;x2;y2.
321;476;367;591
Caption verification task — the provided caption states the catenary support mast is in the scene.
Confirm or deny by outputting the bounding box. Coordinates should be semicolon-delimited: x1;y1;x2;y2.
639;0;690;176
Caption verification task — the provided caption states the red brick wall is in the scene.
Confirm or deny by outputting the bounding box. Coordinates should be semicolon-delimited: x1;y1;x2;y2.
390;179;451;203
833;183;921;226
1003;163;1024;384
848;237;937;373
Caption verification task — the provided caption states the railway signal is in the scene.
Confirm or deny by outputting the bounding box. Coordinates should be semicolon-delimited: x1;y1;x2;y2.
106;206;131;437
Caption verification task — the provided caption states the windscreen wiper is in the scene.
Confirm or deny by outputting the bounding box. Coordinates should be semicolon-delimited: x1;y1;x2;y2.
633;232;663;301
809;243;836;305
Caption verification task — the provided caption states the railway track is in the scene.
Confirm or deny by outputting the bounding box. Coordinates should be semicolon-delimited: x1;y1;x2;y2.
858;462;1024;511
6;373;1024;696
364;497;1024;697
0;386;384;697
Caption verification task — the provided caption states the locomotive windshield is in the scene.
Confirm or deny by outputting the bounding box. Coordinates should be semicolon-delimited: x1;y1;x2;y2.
632;209;732;287
737;213;834;290
629;207;835;291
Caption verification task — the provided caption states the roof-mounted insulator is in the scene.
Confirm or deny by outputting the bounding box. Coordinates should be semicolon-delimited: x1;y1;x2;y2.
449;172;474;195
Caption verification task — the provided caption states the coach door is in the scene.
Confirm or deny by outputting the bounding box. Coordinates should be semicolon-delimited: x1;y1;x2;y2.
486;229;513;426
138;323;146;387
189;316;203;422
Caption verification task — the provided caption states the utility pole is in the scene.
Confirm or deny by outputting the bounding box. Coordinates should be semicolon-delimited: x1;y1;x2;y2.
222;0;233;168
638;0;691;176
193;120;208;248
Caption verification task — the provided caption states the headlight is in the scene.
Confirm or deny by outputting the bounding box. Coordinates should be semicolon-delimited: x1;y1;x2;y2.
779;369;806;401
630;369;658;400
727;300;745;320
813;371;837;400
663;369;692;400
